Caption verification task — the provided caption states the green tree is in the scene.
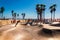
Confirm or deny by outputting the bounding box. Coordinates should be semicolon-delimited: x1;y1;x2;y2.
49;4;56;23
49;6;53;23
13;13;16;20
11;10;14;19
21;13;25;19
53;4;56;21
36;4;46;23
17;14;19;17
11;10;17;20
0;7;5;18
36;4;40;20
40;4;46;23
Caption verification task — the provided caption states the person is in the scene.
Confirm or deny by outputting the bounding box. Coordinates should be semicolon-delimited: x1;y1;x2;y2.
15;20;20;27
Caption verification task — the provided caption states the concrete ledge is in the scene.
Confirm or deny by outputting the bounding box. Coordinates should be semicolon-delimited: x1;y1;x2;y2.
0;20;12;27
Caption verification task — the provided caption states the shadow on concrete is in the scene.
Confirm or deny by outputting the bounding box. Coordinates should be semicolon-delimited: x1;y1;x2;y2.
38;28;54;37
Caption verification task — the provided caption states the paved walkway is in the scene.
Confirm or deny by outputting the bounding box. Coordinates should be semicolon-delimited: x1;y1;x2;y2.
0;24;16;36
0;23;60;40
0;23;32;40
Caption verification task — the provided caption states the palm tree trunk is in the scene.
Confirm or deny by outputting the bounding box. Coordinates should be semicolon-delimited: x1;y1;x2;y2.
2;13;3;18
40;13;42;23
53;11;55;22
23;16;24;19
44;12;45;24
37;14;38;20
37;13;39;20
43;11;45;24
51;13;52;23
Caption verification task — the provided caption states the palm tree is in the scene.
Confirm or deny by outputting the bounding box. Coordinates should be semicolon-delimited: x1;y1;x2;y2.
49;4;56;23
17;14;19;19
21;13;25;19
53;4;56;21
40;4;46;23
36;4;46;23
36;4;40;20
11;10;17;20
11;10;14;19
0;7;5;18
49;6;53;23
17;14;19;17
13;13;16;20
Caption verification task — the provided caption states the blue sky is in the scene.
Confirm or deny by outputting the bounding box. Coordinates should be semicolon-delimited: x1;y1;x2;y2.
0;0;60;19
